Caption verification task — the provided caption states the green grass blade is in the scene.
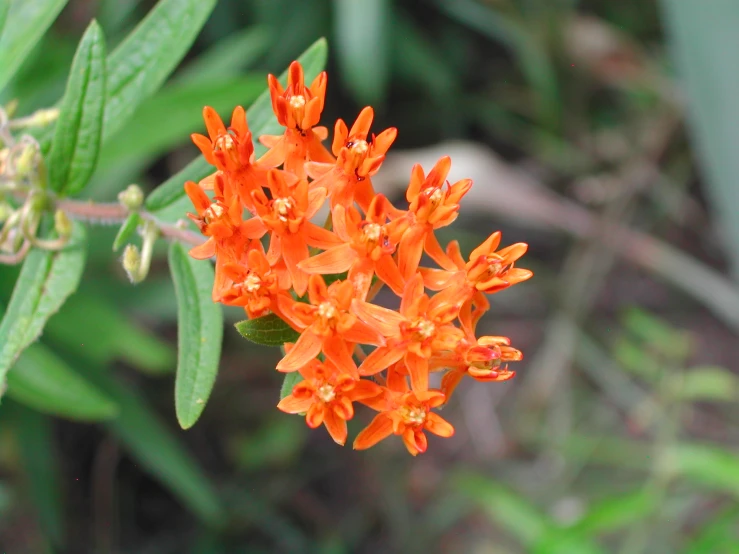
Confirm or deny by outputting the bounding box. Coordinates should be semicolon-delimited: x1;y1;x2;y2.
6;343;118;420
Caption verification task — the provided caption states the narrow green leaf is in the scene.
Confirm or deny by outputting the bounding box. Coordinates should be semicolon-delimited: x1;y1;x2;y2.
235;314;299;347
103;0;217;141
566;490;657;536
669;366;739;403
6;401;64;546
670;443;739;497
71;357;224;525
6;343;118;420
660;0;739;281
144;37;328;213
99;75;265;168
682;506;739;554
452;472;551;545
42;291;175;375
280;372;304;400
169;242;223;430
0;2;10;40
175;26;272;85
112;212;141;252
333;0;389;104
0;223;86;394
145;156;213;213
48;20;107;196
0;0;69;91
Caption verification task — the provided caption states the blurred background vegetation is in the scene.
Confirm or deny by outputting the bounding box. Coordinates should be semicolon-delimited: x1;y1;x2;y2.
2;0;739;552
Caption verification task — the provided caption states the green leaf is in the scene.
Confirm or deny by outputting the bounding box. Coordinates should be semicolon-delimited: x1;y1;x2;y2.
103;0;217;141
452;472;551;546
682;506;739;554
566;490;657;536
235;314;299;347
6;343;118;420
660;0;739;281
71;357;224;525
669;366;739;403
99;75;265;168
145;156;213;213
0;223;86;394
112;212;141;252
0;2;10;39
6;401;64;546
333;0;389;105
280;372;304;401
48;20;107;196
0;0;69;91
175;26;272;85
169;242;223;430
42;291;174;375
670;443;739;497
144;37;328;213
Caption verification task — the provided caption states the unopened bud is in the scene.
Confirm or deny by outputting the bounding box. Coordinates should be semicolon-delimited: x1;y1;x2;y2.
27;108;60;128
4;100;19;119
13;141;40;180
122;244;142;284
118;184;144;211
54;210;72;237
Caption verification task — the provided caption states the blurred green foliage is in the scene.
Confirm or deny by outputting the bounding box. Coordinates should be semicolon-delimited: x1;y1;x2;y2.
0;0;739;553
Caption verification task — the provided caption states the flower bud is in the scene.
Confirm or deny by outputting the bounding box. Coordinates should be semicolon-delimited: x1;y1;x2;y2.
118;184;144;211
54;209;72;237
122;244;142;284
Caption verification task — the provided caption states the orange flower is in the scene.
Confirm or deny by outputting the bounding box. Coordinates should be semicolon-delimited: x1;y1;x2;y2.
218;240;290;319
422;232;533;332
353;275;464;392
240;169;340;296
276;275;385;374
306;107;397;211
434;335;521;400
278;358;383;445
353;371;453;456
259;61;334;178
191;106;267;210
298;194;407;299
397;156;472;280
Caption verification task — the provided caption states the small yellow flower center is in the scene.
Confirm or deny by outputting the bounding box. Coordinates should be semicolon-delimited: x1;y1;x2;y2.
203;203;224;223
316;383;336;403
214;134;235;151
351;139;369;155
273;197;294;222
401;406;426;426
411;318;436;341
362;222;382;243
242;273;262;293
289;95;306;109
317;301;338;320
428;188;444;206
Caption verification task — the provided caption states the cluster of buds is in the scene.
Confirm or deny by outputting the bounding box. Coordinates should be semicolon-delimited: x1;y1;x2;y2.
0;105;70;264
185;62;532;455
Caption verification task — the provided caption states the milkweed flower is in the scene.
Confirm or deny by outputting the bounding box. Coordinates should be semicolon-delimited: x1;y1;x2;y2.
184;60;532;456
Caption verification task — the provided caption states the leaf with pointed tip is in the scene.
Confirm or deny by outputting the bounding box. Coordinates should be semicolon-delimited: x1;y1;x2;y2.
169;242;223;429
112;212;141;252
235;314;300;347
48;20;107;196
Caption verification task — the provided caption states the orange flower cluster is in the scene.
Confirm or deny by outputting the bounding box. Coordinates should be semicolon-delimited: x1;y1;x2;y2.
185;61;532;455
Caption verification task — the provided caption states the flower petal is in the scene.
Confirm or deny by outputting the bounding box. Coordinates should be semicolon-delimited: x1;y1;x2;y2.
299;243;355;274
353;414;393;450
352;299;405;337
277;394;313;414
425;412;454;438
323;408;348;445
359;345;404;376
276;330;322;371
